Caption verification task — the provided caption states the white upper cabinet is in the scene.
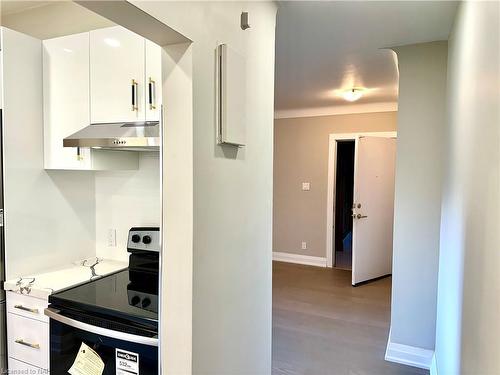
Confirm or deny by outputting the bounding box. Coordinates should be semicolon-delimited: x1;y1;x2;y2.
43;31;138;170
42;26;161;170
90;26;145;123
43;32;93;170
145;39;162;122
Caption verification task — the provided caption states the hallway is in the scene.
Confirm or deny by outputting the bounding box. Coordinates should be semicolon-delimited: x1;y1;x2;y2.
272;262;429;375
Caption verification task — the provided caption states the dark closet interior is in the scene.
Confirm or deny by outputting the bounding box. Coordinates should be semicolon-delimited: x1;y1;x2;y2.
334;140;355;270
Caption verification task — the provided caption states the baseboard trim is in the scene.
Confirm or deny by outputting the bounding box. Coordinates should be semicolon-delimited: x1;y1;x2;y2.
273;252;327;267
385;332;434;370
430;354;438;375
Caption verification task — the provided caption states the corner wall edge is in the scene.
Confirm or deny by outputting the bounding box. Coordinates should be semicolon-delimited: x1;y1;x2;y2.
385;330;434;370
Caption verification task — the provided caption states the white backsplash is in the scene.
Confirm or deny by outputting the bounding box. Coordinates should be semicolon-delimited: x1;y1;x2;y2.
95;153;161;261
2;29;96;279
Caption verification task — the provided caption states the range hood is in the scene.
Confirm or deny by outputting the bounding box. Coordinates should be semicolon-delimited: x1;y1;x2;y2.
63;121;160;151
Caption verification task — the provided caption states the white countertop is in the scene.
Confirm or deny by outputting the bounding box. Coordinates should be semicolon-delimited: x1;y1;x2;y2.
4;257;128;300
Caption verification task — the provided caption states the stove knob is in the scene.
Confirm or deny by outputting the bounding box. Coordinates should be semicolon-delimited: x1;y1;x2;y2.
142;298;151;308
131;234;141;243
142;235;152;245
131;296;140;306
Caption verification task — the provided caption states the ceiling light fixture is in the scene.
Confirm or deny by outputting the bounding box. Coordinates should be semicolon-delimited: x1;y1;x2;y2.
342;88;363;102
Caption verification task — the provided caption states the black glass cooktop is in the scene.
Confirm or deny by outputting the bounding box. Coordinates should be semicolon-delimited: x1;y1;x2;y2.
49;269;158;332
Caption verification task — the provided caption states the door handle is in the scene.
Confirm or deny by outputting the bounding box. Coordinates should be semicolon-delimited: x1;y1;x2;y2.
45;307;158;347
353;213;368;219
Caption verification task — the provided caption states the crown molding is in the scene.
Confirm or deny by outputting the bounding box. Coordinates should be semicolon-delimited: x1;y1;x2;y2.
274;102;398;120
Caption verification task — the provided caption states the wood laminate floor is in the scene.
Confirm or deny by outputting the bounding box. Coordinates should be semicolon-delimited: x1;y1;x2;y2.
272;262;429;375
334;250;352;270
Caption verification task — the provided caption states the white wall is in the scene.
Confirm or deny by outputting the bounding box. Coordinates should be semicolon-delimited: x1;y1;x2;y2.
159;42;193;374
434;2;500;374
1;28;96;278
130;2;277;374
273;112;397;259
95;153;160;261
389;42;448;352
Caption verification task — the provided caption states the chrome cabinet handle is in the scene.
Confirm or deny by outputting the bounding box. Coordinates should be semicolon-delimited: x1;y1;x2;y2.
148;77;156;110
131;79;138;111
15;339;40;349
14;305;39;314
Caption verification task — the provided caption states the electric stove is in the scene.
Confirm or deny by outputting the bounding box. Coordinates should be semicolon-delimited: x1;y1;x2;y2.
46;227;160;375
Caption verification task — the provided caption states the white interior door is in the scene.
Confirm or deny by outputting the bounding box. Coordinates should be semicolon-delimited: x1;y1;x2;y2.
352;136;396;285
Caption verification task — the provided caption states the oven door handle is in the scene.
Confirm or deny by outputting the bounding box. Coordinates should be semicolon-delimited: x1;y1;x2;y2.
44;307;158;347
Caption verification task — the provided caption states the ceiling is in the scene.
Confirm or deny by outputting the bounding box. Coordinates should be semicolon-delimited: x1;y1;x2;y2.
1;1;54;16
275;1;458;114
1;1;113;40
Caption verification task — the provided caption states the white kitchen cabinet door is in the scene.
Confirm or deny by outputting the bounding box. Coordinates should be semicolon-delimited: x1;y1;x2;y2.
43;32;139;170
90;26;145;123
8;358;46;374
43;32;92;170
7;292;49;323
145;40;162;122
7;313;49;370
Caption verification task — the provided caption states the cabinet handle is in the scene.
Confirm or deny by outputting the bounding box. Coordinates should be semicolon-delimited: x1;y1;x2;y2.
14;305;39;314
131;79;138;111
76;147;84;161
148;77;156;110
15;339;40;349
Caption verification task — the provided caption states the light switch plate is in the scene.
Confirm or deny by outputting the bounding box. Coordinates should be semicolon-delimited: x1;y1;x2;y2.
302;182;310;191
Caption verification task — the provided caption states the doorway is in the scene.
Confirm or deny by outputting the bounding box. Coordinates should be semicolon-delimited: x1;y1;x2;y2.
326;132;397;285
333;140;355;270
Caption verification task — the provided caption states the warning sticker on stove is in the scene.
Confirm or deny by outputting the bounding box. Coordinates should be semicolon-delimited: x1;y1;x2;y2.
68;343;104;375
116;348;140;375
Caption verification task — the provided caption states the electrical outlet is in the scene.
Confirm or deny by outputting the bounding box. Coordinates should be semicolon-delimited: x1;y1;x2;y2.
302;182;311;191
107;229;117;247
301;241;307;250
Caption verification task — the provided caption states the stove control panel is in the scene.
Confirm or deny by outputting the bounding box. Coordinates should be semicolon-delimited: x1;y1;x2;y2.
127;227;160;252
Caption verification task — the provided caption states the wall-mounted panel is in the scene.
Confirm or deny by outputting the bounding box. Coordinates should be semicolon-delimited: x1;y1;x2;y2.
216;44;246;147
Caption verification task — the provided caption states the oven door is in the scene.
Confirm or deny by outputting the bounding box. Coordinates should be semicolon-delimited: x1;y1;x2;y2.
45;308;158;375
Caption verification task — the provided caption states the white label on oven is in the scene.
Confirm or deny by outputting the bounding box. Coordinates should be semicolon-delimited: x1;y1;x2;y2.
116;348;140;375
68;342;105;375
